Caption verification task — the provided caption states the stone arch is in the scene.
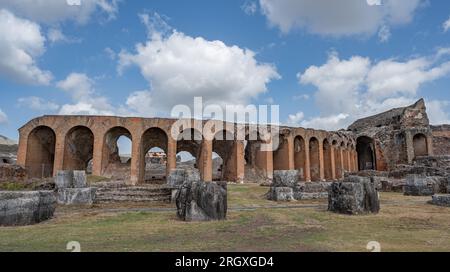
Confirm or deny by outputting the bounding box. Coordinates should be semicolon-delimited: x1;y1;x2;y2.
273;131;291;170
25;126;56;178
244;131;270;183
323;139;333;180
213;130;234;181
294;135;306;181
141;127;169;183
413;133;428;158
101;126;132;180
356;136;376;171
309;137;320;181
63;126;94;172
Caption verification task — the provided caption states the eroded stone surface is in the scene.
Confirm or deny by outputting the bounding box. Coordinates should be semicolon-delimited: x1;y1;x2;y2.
0;191;56;226
430;194;450;207
328;176;380;215
404;175;443;196
176;180;227;221
57;188;97;205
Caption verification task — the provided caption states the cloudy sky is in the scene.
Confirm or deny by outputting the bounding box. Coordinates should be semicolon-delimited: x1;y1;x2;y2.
1;0;450;140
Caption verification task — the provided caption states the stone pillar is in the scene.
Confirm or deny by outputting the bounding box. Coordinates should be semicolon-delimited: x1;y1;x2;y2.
130;134;142;185
53;133;65;176
319;140;325;181
427;135;434;156
304;141;311;182
92;133;104;177
330;146;336;180
405;131;414;164
199;139;213;182
166;137;177;176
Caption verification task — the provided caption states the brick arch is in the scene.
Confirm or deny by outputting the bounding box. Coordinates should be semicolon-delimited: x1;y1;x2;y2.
294;135;307;181
63;125;94;171
323;138;333;180
101;126;133;178
25;126;56;178
413;133;428;158
309;136;320;181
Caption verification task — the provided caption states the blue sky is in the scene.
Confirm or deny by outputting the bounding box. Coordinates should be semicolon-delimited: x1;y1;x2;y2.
1;0;450;141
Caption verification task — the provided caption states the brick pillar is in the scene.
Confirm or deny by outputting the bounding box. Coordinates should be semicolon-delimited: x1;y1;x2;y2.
92;133;104;177
340;148;345;174
319;140;325;181
166;137;177;177
130;134;142;185
53;133;65;175
330;146;336;180
347;150;352;172
229;140;245;183
16;131;27;167
304;142;311;182
199;139;212;181
287;135;295;170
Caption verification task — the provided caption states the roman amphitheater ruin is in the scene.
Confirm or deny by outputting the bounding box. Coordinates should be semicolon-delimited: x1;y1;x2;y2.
2;97;450;224
16;99;438;185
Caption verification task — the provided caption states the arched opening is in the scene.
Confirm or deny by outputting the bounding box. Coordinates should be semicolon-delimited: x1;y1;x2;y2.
102;127;132;180
244;131;269;183
63;126;94;172
413;133;428;158
309;137;320;181
142;127;168;184
323;139;332;180
333;141;342;179
213;130;234;181
273;132;290;170
294;136;306;181
356;136;376;171
176;151;197;170
1;158;7;164
25;126;56;178
212;152;223;181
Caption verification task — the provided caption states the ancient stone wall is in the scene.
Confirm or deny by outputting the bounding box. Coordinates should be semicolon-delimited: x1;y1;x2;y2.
431;125;450;156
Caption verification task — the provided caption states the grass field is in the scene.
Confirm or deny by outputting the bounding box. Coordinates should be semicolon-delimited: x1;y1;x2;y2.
1;184;450;252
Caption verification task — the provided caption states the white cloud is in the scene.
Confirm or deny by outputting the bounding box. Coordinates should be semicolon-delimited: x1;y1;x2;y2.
378;24;391;42
125;90;155;117
118;13;280;114
242;1;258;15
0;109;7;124
444;16;450;32
104;47;116;60
259;0;422;37
293;94;310;100
296;49;450;129
286;112;305;125
0;0;120;24
18;97;59;111
47;28;81;44
0;9;52;85
56;73;114;115
426;100;450;125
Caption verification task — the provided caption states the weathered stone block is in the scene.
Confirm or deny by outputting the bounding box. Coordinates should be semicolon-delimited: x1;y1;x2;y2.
430;194;450;207
167;169;186;188
73;171;87;188
404;175;441;196
55;170;74;189
328;176;380;215
176;180;227;221
0;191;56;226
57;188;97;205
272;170;299;187
268;187;294;201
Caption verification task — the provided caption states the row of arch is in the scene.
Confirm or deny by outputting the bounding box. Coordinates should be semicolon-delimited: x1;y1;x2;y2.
18;117;428;183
